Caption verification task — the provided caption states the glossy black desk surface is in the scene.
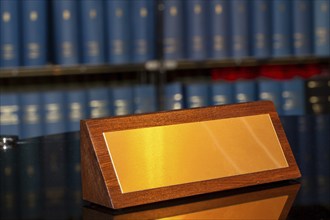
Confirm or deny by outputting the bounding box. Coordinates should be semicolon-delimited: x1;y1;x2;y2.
0;132;329;220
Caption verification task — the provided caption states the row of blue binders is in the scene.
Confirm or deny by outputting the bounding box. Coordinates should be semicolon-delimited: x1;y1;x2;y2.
1;0;329;68
0;83;157;139
1;70;329;139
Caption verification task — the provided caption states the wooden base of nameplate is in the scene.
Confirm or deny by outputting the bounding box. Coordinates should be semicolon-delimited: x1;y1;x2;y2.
80;101;301;209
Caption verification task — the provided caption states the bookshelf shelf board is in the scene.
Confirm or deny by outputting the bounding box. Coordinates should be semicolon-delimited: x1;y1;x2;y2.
164;56;330;71
0;63;148;78
0;57;328;78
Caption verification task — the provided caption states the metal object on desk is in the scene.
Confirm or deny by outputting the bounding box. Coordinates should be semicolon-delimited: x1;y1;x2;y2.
0;135;18;150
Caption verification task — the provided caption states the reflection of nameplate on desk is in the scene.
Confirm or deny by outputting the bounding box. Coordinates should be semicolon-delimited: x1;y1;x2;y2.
80;101;301;209
83;182;300;219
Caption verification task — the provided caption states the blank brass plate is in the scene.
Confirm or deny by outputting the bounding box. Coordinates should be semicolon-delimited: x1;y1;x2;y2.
104;114;288;193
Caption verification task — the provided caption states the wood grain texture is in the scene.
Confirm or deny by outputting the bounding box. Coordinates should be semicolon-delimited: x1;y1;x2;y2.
81;122;113;208
80;101;301;209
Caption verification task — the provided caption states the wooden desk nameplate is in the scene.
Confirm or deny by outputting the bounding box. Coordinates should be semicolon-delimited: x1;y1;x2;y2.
80;101;301;209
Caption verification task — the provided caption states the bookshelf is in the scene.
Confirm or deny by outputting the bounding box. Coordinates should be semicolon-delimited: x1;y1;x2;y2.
0;0;329;125
1;1;330;216
1;0;329;134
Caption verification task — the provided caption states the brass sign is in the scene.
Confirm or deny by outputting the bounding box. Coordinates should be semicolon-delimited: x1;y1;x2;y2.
103;114;288;193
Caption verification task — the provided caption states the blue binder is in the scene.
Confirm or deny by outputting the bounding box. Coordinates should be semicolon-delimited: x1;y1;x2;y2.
211;81;234;105
185;0;207;60
52;0;79;65
184;82;209;108
21;0;48;66
230;0;250;58
208;0;230;59
105;0;131;64
0;0;20;68
163;0;184;60
313;0;330;56
131;0;155;63
133;84;157;114
20;91;43;139
0;92;20;137
110;86;134;116
292;0;312;56
80;0;105;64
271;0;292;57
251;0;271;58
164;82;184;110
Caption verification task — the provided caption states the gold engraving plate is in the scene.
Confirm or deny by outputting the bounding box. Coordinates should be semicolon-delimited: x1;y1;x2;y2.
103;114;288;194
